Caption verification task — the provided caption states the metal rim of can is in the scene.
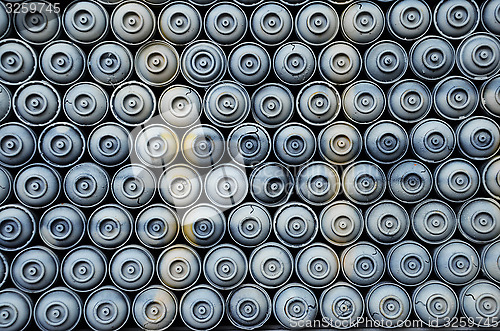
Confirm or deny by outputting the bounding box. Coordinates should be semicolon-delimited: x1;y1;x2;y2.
457;197;500;244
340;0;385;46
0;38;38;86
227;122;272;168
408;35;456;81
87;41;134;87
363;39;408;85
0;288;33;331
0;83;12;122
341;80;386;124
480;240;500;282
203;1;248;47
294;242;340;289
62;0;110;45
0;122;37;168
181;203;227;249
296;80;341;126
317;41;363;86
317;121;362;166
340;160;387;206
227;202;273;248
272;282;318;329
110;164;157;209
14;162;62;209
202;243;248;290
134;123;179;169
455;115;500;160
134;40;180;87
157;1;202;46
295;161;341;206
60;245;108;292
273;202;319;249
272;122;317;167
225;283;271;330
387;159;433;204
458;279;500;327
409;118;456;163
248;242;294;289
87;204;133;250
480;0;500;36
0;204;36;252
364;281;411;325
33;286;83;331
272;42;317;86
179;284;225;331
188;0;218;6
110;80;157;127
227;42;272;87
386;0;433;41
234;0;264;6
10;245;60;293
87;122;132;168
134;203;180;249
456;32;500;81
482;156;500;200
340;241;386;287
433;158;480;203
364;200;411;246
38;203;86;250
83;285;130;331
0;2;11;40
318;281;364;329
363;120;409;165
410;199;457;245
0;166;12;205
158;84;202;128
433;239;480;286
433;0;480;40
63;82;110;127
12;80;61;127
294;1;339;46
39;40;87;86
158;165;203;209
13;0;62;46
110;0;156;46
479;74;500;118
387;79;433;123
181;123;226;168
38;122;86;168
411;280;458;327
249;1;294;47
108;244;155;292
385;240;432;286
179;39;227;88
318;200;364;246
156;244;202;291
63;163;110;209
250;82;295;128
131;285;178;330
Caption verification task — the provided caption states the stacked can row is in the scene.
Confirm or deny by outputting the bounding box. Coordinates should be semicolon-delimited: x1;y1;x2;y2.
2;240;500;329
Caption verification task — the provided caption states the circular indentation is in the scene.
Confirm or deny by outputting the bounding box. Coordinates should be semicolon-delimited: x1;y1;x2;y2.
400;254;424;277
353;255;376;278
146;51;168;74
238;217;262;239
427;294;450;318
446;5;470;28
119;258;143;283
424;212;447;235
168;12;191;34
94;301;118;324
380;296;403;319
24;175;48;199
72;9;96;32
424;131;447;153
476;294;499;318
236;298;260;322
448;253;472;277
354;11;375;33
401;173;424;194
284;53;306;75
470;128;494;150
168;257;190;282
48;217;72;241
261;257;284;280
376;50;400;73
471;211;495;234
214;258;237;281
191;51;216;76
192;300;214;323
74;175;97;198
121;11;144;34
49;52;73;75
215;92;238;116
448;170;472;193
284;134;306;157
192;218;215;239
238;53;261;76
70;259;95;283
307;257;330;280
261;12;283;35
73;94;97;116
307;12;329;35
143;300;166;323
20;259;45;284
354;174;377;195
377;215;401;236
0;218;22;241
97;218;120;240
422;47;446;70
98;135;121;157
285;216;308;238
285;298;307;320
98;52;121;74
332;216;355;237
43;302;69;327
0;135;23;157
214;12;237;35
330;52;352;75
121;177;145;199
